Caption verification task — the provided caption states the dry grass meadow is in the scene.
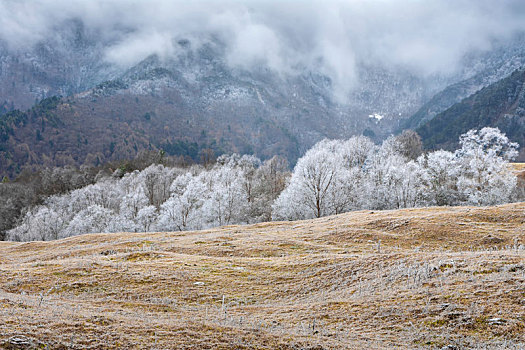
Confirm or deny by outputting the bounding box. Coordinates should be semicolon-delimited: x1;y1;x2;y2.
511;163;525;173
1;203;525;349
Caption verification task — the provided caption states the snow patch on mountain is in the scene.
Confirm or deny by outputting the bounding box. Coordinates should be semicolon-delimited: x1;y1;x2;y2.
368;113;384;122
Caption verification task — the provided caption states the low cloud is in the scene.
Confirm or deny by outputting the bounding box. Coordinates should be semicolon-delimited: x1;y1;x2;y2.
1;0;525;99
104;30;177;67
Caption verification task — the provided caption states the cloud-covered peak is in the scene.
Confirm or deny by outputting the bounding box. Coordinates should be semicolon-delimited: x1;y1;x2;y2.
1;0;525;100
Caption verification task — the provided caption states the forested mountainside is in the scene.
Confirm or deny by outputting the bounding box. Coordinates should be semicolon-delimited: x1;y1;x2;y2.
0;20;120;114
403;35;525;130
0;51;332;179
417;69;525;160
2;12;525;179
0;38;436;180
1;14;525;180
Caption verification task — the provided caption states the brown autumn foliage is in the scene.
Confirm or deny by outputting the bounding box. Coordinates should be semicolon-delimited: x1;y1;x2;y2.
0;88;300;180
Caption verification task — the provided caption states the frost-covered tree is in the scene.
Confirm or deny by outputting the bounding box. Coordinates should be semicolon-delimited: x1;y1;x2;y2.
273;138;371;220
339;135;376;168
418;150;459;206
201;161;246;226
457;127;519;161
139;164;180;209
6;128;520;241
7;206;65;241
454;127;518;205
392;160;426;208
157;172;206;231
67;180;122;213
363;148;425;210
273;140;338;219
65;205;115;237
156;154;280;231
327;166;361;214
137;205;158;232
120;187;148;220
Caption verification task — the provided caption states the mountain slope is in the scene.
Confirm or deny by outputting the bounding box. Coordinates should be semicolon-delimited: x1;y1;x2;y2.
1;203;524;349
417;68;525;159
0;20;120;115
0;81;301;178
3;25;525;178
2;39;418;179
404;35;525;130
0;50;332;178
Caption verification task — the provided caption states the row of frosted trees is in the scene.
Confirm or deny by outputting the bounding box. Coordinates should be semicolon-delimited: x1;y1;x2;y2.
273;128;519;220
7;128;520;241
7;155;288;241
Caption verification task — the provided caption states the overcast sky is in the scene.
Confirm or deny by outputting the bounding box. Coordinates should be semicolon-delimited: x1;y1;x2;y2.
1;0;525;97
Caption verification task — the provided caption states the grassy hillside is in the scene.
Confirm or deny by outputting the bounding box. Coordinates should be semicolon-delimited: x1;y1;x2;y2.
1;204;524;349
511;162;525;172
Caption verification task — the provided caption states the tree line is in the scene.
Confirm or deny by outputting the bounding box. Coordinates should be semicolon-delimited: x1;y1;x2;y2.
0;150;195;240
5;128;523;241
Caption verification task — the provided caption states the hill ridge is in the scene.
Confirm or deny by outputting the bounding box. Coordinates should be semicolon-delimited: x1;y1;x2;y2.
1;203;524;349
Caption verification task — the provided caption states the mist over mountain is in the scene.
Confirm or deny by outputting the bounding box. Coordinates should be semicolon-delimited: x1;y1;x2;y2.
404;34;525;130
417;68;525;160
3;0;525;107
1;0;525;177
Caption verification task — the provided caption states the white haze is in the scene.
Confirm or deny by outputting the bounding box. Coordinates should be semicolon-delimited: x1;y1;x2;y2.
1;0;525;99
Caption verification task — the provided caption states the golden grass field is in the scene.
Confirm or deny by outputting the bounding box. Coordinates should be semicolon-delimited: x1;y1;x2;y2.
1;203;524;349
511;163;525;173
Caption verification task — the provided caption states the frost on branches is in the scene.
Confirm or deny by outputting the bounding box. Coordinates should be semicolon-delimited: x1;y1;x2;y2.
272;127;519;220
454;127;518;205
7;128;520;241
272;137;374;220
7;155;289;241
